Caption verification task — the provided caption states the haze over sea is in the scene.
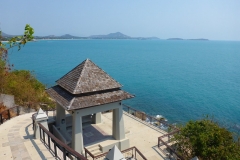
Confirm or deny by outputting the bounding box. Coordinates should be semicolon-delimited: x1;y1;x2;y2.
9;40;240;129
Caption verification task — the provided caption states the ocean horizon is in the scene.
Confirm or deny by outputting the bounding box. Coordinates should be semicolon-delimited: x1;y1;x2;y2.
9;39;240;131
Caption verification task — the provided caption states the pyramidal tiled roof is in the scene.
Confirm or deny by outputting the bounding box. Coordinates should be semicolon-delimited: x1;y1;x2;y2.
47;59;134;110
46;86;133;110
56;59;122;94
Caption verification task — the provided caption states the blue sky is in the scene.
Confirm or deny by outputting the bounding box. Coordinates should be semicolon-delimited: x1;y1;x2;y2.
1;0;240;40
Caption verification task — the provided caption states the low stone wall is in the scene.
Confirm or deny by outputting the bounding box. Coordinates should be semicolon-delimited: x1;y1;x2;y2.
0;94;15;108
134;111;147;121
0;103;17;120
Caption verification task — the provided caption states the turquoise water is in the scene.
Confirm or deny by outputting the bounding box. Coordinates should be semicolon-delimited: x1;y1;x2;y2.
9;40;240;129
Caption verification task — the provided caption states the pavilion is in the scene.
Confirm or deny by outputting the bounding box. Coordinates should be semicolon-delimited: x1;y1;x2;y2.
46;59;134;154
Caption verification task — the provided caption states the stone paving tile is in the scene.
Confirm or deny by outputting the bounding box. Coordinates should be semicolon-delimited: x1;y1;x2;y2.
11;125;22;128
2;142;10;147
0;146;13;159
82;124;111;145
9;129;19;132
22;157;31;160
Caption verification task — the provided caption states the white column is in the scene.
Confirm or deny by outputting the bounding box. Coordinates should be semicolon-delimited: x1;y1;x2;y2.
34;108;49;139
72;110;84;154
112;106;125;140
94;112;102;124
56;103;66;133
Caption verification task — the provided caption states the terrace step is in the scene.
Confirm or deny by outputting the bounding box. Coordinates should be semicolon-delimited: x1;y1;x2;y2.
85;144;102;156
158;145;171;159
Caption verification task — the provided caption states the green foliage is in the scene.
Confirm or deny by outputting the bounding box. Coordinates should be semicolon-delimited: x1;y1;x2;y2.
0;25;55;109
1;24;35;75
174;118;240;160
3;70;53;108
0;24;34;51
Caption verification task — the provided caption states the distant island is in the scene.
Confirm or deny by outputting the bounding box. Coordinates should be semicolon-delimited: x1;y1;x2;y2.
1;31;209;41
89;32;131;39
1;32;160;40
167;38;209;41
187;38;209;41
167;38;184;40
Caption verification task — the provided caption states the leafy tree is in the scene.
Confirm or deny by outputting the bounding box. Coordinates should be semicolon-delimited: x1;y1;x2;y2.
0;25;54;109
0;24;34;50
0;24;34;92
174;118;240;160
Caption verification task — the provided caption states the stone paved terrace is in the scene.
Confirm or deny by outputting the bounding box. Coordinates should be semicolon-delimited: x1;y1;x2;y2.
0;113;55;160
85;112;169;160
0;111;170;160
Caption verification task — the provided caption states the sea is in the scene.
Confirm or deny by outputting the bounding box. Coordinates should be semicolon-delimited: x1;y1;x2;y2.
8;39;240;131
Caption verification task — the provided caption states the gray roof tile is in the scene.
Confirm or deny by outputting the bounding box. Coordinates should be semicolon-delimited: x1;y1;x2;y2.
56;59;122;94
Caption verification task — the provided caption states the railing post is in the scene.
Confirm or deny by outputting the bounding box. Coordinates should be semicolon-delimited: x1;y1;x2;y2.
85;149;87;158
63;147;66;160
48;135;51;150
40;127;42;140
132;148;134;158
32;119;35;130
17;106;20;116
7;110;10;120
0;114;2;124
135;148;136;159
43;131;46;144
54;140;57;157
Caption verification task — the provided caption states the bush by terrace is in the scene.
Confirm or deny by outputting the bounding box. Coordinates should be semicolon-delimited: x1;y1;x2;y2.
173;118;240;160
0;25;54;110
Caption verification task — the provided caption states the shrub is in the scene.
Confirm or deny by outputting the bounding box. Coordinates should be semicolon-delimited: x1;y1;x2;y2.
174;118;240;160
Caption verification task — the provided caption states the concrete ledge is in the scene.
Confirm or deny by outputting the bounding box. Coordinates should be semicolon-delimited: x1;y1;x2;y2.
99;138;129;152
119;138;129;151
100;140;119;153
